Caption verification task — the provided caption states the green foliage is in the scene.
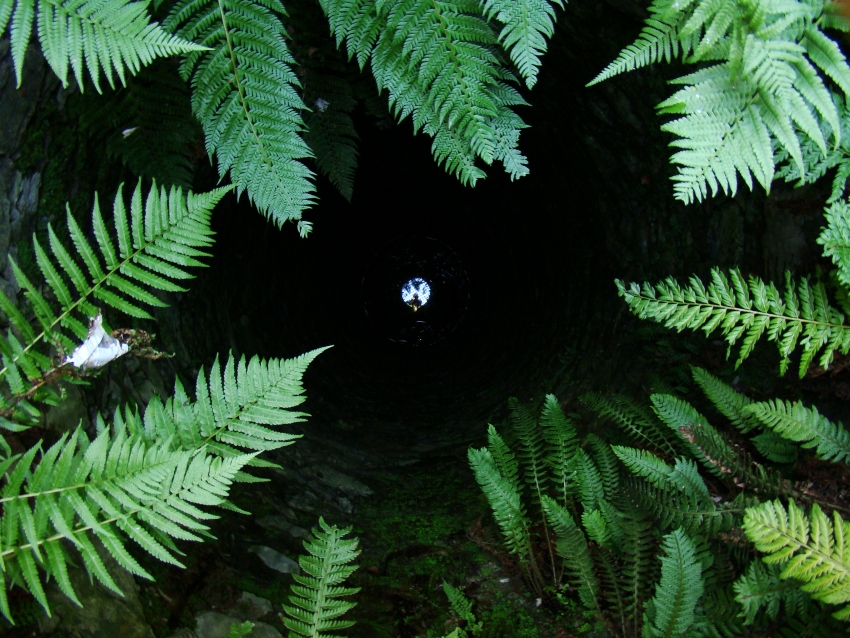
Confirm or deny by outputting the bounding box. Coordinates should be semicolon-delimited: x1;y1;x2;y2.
616;268;850;377
78;61;201;189
819;198;850;288
744;398;850;464
468;430;533;562
302;73;359;202
642;528;703;638
227;621;256;638
579;391;680;457
0;181;228;426
165;0;315;229
589;0;850;205
733;560;812;626
0;0;203;91
479;0;564;89
133;347;329;475
282;516;360;638
541;495;600;614
0;422;254;622
442;582;483;637
744;500;850;620
319;0;531;185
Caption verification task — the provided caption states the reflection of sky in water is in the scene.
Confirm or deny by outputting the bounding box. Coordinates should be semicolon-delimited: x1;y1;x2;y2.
401;278;431;309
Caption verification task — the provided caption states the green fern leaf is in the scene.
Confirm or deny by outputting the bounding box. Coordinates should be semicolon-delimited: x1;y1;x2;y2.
617;269;850;377
282;516;360;638
733;560;812;625
153;349;329;476
0;426;253;623
320;0;530;184
642;528;703;638
541;495;601;614
468;445;533;560
539;393;579;507
0;182;227;427
78;61;200;188
165;0;315;227
691;366;759;433
580;391;680;457
744;499;850;620
745;398;850;464
819;198;850;289
479;0;564;89
303;73;359;202
3;0;204;92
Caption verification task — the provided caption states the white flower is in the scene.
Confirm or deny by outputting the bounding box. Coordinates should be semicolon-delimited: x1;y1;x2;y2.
65;313;129;370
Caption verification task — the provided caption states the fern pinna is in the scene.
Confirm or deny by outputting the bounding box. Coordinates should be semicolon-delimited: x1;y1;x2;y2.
588;0;850;205
318;0;562;186
0;181;228;428
616;268;850;377
0;0;202;91
165;0;315;232
0;418;254;623
283;516;360;638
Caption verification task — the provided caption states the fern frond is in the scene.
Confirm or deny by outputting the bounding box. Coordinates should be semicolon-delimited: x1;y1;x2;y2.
150;349;330;472
165;0;315;227
745;398;850;464
572;448;605;513
733;560;812;625
618;510;655;637
744;499;850;620
642;528;704;638
587;0;696;86
442;583;482;636
541;495;601;615
592;0;850;204
319;0;530;184
468;445;533;560
691;366;758;433
302;72;359;202
283;517;360;638
508;397;549;504
0;426;252;623
653;393;790;496
479;0;564;89
580;391;680;457
617;268;850;377
539;393;578;508
613;447;736;536
0;182;227;426
3;0;203;91
819;198;850;289
79;61;200;188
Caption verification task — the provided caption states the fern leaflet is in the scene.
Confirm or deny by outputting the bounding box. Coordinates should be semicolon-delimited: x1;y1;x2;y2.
0;181;228;426
283;517;360;637
744;398;850;464
0;425;252;623
642;528;704;638
617;268;850;377
2;0;203;91
165;0;315;227
744;499;850;620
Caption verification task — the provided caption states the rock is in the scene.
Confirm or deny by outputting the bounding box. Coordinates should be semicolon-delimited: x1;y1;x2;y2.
305;465;373;496
286;492;320;514
39;539;155;638
255;515;310;540
230;592;273;621
247;545;300;575
194;611;282;638
43;381;88;432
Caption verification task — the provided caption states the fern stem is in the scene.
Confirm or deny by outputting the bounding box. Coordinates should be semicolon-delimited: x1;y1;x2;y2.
215;0;296;214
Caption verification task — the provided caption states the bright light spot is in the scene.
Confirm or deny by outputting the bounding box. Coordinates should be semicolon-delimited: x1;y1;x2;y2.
401;278;430;311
